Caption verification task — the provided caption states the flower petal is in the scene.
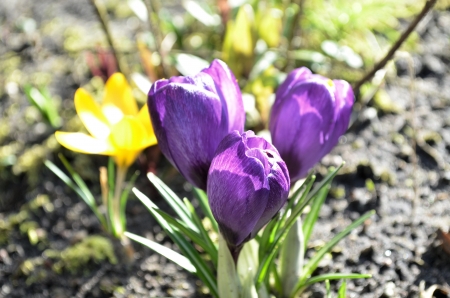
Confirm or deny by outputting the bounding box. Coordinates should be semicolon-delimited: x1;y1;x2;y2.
202;59;245;132
109;116;148;151
74;88;111;139
148;80;223;190
55;131;115;155
104;73;139;116
101;103;124;126
114;149;141;168
138;104;157;147
270;80;335;181
208;131;270;247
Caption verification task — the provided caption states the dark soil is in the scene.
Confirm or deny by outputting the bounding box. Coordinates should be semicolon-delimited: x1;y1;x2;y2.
1;1;450;297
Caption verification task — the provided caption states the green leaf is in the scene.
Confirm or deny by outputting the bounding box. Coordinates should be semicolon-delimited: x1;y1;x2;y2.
132;187;218;297
193;187;219;233
183;198;218;266
290;210;375;297
153;209;204;243
248;51;278;80
119;170;140;229
256;176;315;287
125;231;196;272
302;185;330;251
218;233;240;298
174;53;210;77
237;239;259;298
45;159;107;230
303;273;371;288
147;173;198;233
182;0;220;27
325;280;332;298
24;85;61;128
280;218;304;297
338;280;347;298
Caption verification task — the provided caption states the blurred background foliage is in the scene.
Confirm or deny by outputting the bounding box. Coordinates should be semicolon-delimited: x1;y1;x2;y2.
0;0;445;200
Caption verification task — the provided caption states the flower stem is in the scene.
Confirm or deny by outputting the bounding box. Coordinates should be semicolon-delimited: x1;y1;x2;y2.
113;165;128;237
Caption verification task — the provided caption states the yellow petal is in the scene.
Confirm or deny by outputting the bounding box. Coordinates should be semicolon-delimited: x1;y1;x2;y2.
103;73;138;116
55;131;116;155
137;104;158;147
74;88;111;139
102;103;124;125
109;116;148;152
114;150;141;168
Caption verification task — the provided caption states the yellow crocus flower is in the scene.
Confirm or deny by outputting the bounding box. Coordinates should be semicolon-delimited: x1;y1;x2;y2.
55;73;157;168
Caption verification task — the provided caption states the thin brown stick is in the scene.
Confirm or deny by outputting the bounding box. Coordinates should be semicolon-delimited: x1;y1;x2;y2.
285;0;304;70
353;0;437;92
144;0;169;78
89;0;126;75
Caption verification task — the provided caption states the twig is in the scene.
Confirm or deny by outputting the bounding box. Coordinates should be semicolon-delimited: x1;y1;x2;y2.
353;0;437;92
285;0;304;69
89;0;127;75
144;0;169;78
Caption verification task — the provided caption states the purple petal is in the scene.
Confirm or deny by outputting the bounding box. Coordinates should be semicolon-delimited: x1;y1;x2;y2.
208;131;289;247
208;132;270;247
148;60;245;190
270;80;336;181
148;77;223;189
202;59;245;133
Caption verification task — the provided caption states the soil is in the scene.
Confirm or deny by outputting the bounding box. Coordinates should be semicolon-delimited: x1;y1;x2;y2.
1;1;450;297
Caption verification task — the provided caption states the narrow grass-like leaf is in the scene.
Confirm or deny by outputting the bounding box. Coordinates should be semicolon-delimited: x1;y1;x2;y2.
255;176;315;287
271;263;282;295
184;198;218;266
58;154;95;206
325;280;332;298
147;173;198;232
132;188;218;297
303;164;343;207
125;231;197;273
193;187;219;232
119;170;140;228
290;210;375;297
282;165;343;244
338;280;347;298
302;273;371;288
258;217;278;262
282;175;315;229
258;177;308;263
153;209;205;244
45;160;106;229
302;185;330;251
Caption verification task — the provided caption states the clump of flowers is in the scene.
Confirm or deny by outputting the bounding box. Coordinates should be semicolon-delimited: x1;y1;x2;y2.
127;59;373;297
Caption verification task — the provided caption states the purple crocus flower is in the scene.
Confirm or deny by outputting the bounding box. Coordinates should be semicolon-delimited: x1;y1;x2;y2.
148;59;245;190
269;67;354;182
207;130;290;255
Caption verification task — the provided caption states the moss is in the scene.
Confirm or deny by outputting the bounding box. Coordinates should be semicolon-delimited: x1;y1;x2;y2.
12;135;59;187
50;235;117;274
16;257;50;286
0;195;53;246
330;185;346;199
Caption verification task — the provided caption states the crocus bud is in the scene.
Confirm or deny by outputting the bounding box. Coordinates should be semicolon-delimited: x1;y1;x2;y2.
207;131;290;250
148;59;245;190
269;67;354;182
